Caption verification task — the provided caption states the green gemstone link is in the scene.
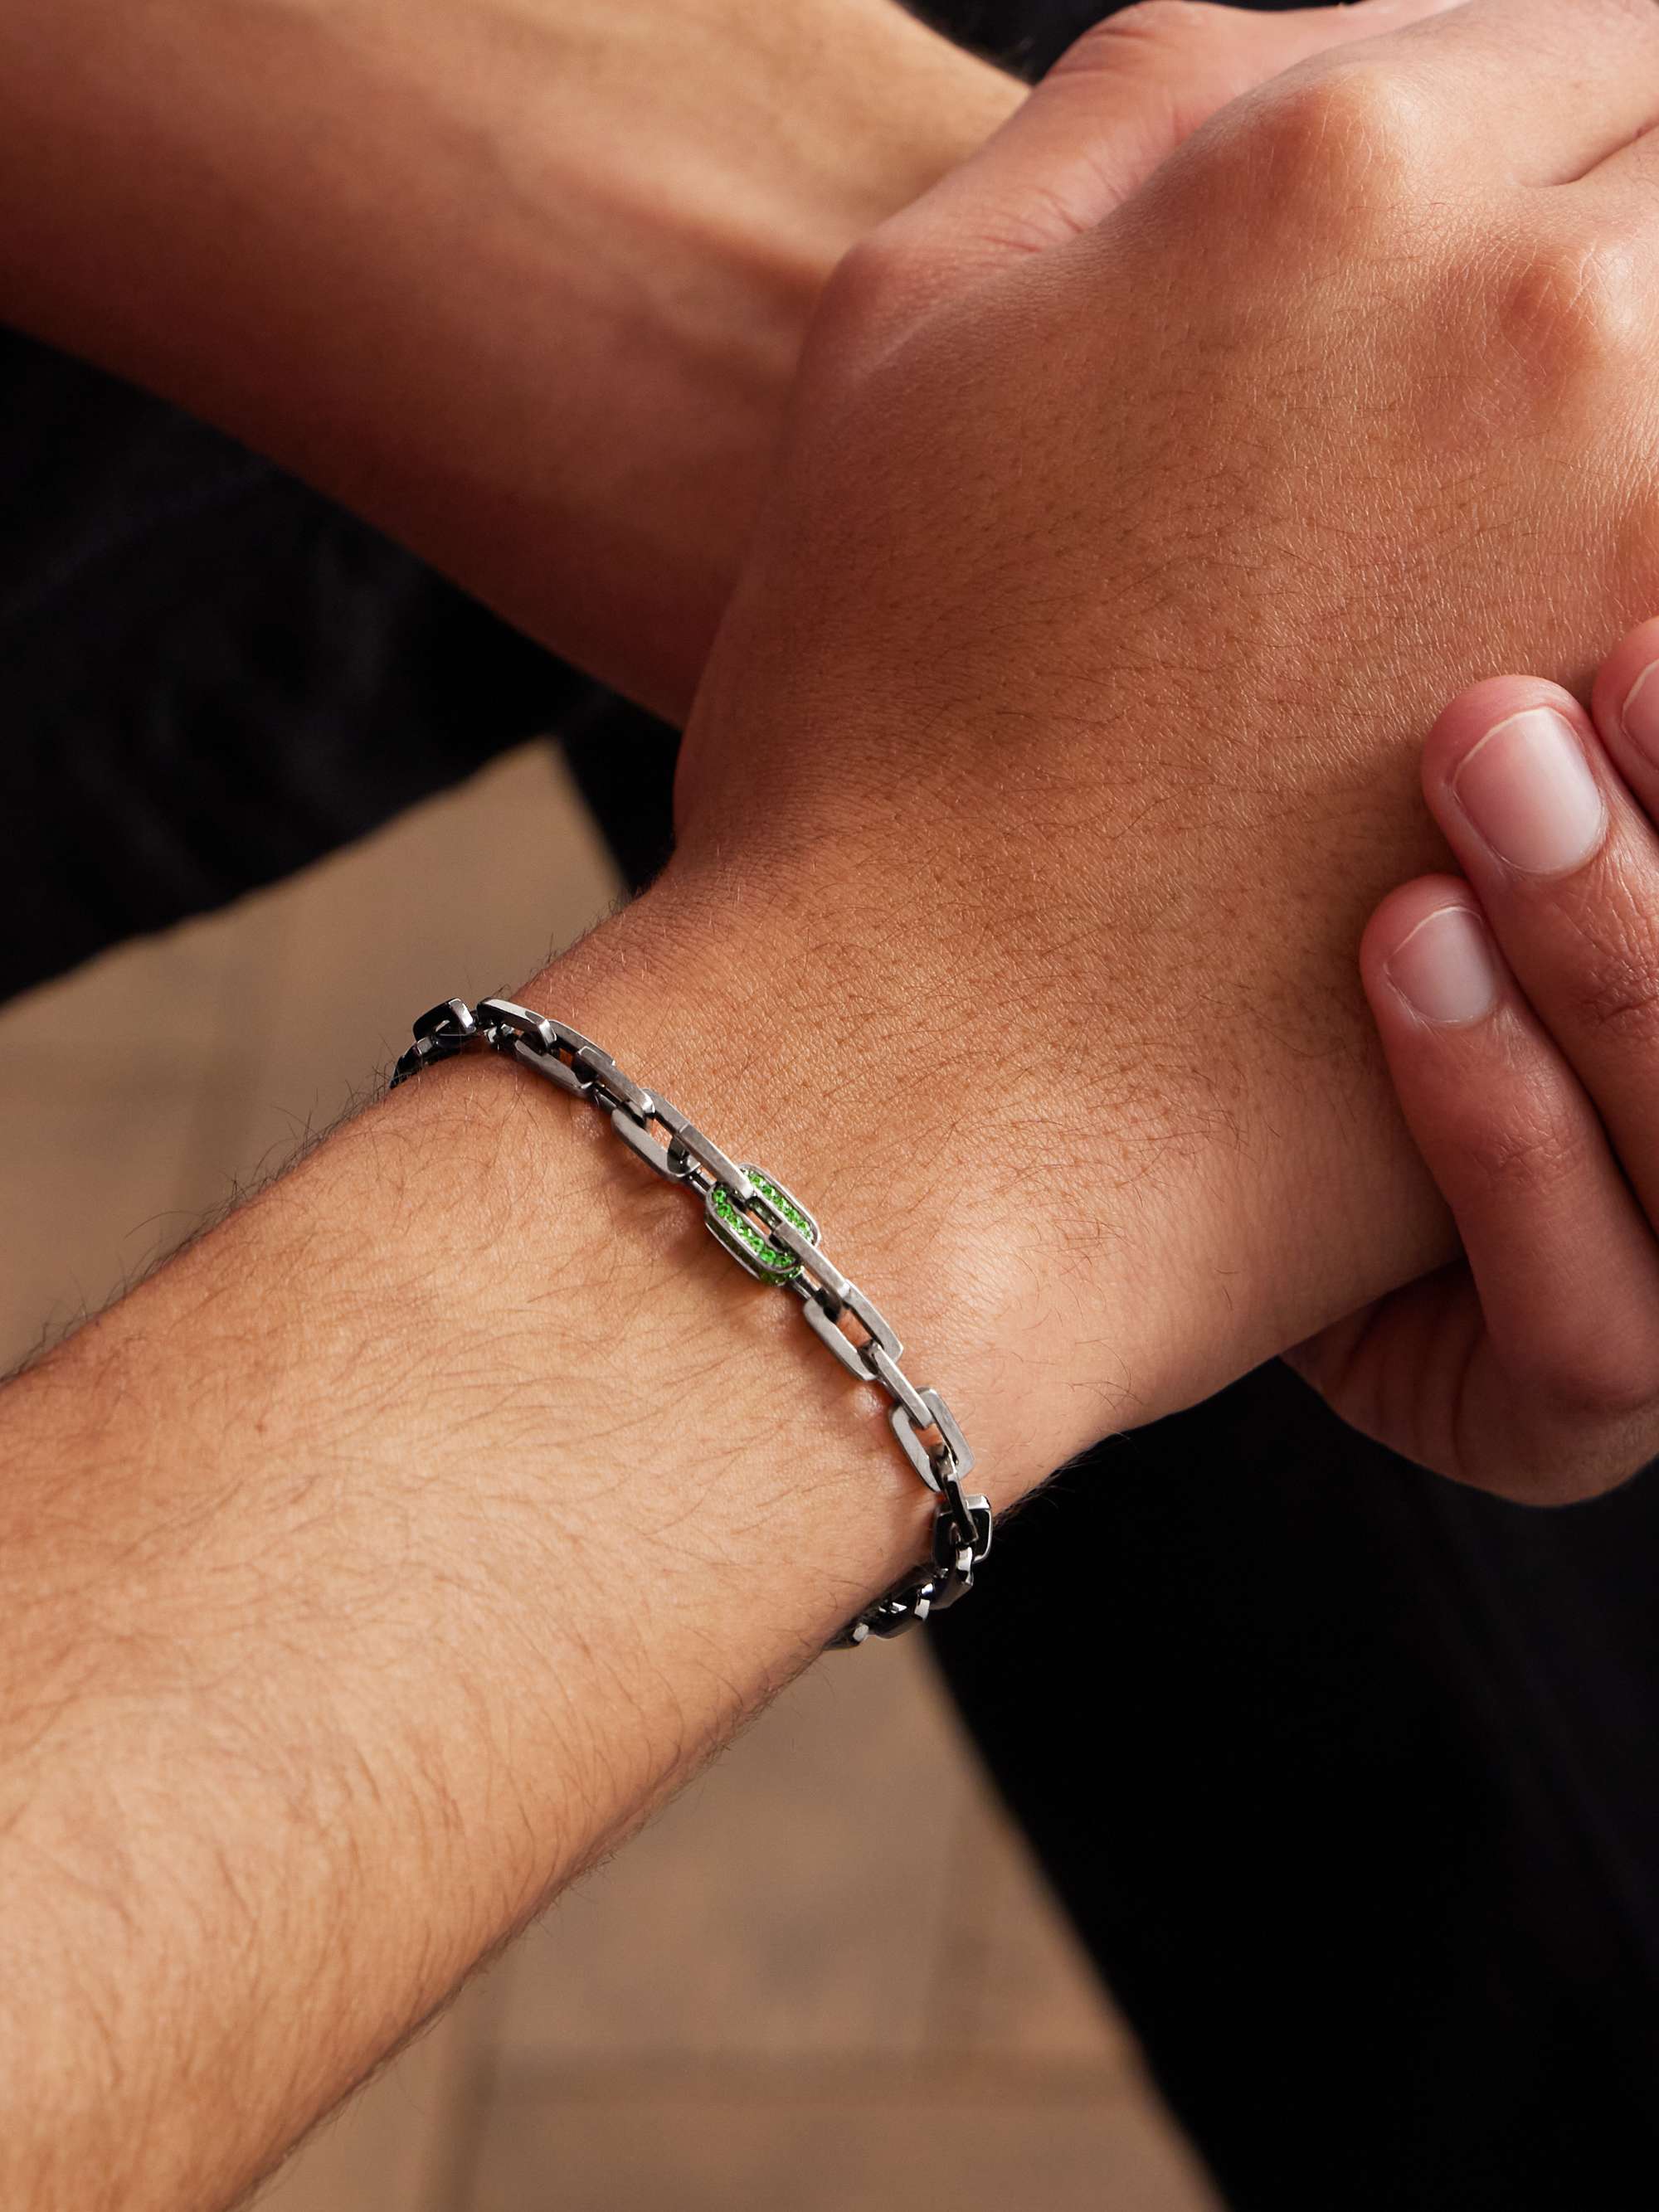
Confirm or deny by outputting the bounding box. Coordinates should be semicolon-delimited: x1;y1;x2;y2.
709;1172;815;1283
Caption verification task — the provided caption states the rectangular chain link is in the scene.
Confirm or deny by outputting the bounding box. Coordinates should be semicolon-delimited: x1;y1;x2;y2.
389;998;990;1647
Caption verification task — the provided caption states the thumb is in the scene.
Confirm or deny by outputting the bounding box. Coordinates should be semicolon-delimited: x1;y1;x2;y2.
832;0;1464;359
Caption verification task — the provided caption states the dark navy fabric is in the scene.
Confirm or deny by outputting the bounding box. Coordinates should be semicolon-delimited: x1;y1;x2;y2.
2;4;1654;2205
932;1362;1659;2210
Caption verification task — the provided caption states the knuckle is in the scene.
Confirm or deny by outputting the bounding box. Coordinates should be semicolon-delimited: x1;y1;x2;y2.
1493;236;1644;397
1559;915;1659;1049
1067;0;1215;66
1242;61;1428;212
1459;1091;1593;1203
1533;1342;1657;1429
815;230;920;348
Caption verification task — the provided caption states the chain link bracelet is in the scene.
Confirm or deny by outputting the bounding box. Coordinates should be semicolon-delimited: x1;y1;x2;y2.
389;998;991;1648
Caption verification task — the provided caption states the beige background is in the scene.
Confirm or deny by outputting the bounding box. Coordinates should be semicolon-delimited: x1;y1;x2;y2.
0;745;1221;2212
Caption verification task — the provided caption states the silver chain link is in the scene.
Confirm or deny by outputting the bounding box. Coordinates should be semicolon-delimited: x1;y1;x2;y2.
390;999;991;1648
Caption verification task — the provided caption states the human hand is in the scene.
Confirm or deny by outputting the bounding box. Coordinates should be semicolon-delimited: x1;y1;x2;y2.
666;0;1659;1496
505;0;1468;707
1290;619;1659;1500
0;0;1453;722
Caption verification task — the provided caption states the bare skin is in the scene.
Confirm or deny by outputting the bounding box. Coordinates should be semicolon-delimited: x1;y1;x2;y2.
679;0;1659;1445
7;2;1659;2206
0;0;1018;716
1298;615;1659;1495
0;0;1451;716
0;899;967;2212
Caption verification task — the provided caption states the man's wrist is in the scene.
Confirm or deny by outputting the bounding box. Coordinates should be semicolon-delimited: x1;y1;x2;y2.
0;851;1176;2210
502;869;1170;1507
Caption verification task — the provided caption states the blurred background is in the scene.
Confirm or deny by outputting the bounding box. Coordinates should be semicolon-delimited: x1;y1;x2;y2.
0;739;1220;2212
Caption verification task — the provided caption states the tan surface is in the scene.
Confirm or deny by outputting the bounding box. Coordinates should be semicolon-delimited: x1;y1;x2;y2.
0;745;1220;2212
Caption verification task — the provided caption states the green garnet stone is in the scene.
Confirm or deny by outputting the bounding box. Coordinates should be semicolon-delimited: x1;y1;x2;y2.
706;1169;818;1284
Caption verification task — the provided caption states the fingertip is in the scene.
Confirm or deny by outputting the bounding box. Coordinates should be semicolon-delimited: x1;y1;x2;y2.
1361;873;1482;975
1418;675;1588;805
1361;876;1501;1030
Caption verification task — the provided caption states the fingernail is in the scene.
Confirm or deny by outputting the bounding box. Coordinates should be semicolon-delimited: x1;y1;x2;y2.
1384;903;1499;1025
1621;661;1659;767
1451;707;1606;876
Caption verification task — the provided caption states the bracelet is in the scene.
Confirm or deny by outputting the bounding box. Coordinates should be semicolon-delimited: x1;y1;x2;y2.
390;998;992;1649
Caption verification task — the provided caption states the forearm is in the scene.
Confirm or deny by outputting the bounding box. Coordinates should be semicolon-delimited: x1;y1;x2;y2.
0;0;1016;716
0;873;1096;2212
